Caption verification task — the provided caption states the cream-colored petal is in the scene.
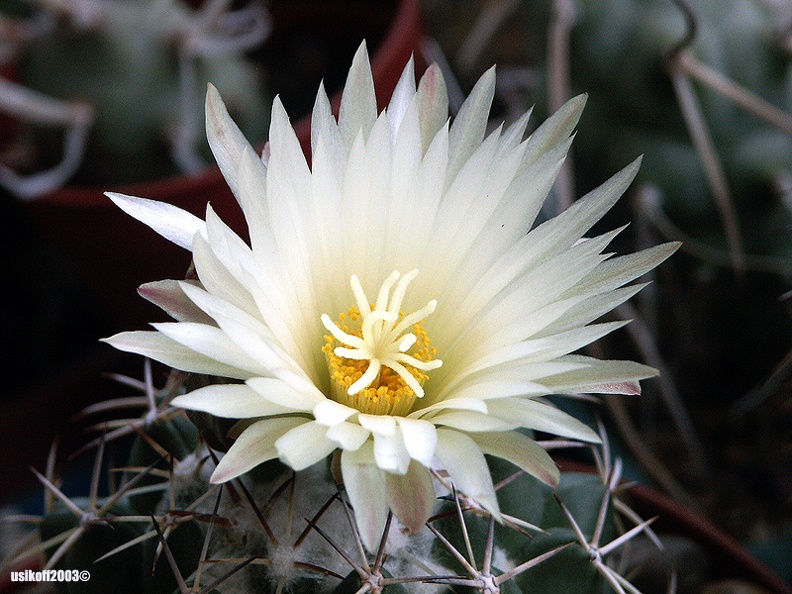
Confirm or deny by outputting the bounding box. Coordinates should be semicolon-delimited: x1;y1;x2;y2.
339;42;377;147
469;430;560;488
385;462;435;534
521;94;586;171
102;331;250;379
152;321;265;375
341;442;390;552
138;280;214;324
486;398;601;443
326;422;371;451
211;417;306;483
313;399;357;426
246;376;324;411
416;63;448;152
205;83;256;203
372;428;411;474
429;411;515;433
172;383;290;419
434;429;500;518
540;355;658;393
191;231;260;318
311;80;344;161
387;55;416;141
358;414;396;436
395;417;438;467
275;422;338;470
106;192;203;251
446;65;495;184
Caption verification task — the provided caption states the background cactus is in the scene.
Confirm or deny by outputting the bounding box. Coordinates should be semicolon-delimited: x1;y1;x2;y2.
0;0;270;195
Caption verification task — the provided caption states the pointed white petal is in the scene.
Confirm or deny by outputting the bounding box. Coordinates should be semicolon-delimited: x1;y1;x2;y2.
447;65;495;183
138;280;214;324
486;398;601;442
152;321;264;375
434;429;500;518
541;355;658;394
339;42;377;147
275;422;338;470
206;83;254;201
522;94;586;170
387;55;416;140
341;442;390;552
172;383;291;418
386;461;435;534
395;417;438;467
470;431;560;487
103;331;250;379
211;417;306;482
311;81;343;159
566;241;681;298
105;192;204;251
246;377;324;411
416;63;448;151
191;231;260;317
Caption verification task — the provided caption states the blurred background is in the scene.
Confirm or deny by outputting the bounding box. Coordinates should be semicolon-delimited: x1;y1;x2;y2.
1;0;791;587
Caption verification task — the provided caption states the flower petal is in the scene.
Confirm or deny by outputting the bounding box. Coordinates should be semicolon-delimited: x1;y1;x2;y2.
447;65;495;183
152;321;265;375
371;427;411;474
172;383;291;419
429;411;515;433
105;192;204;251
102;330;249;379
275;421;338;470
387;55;416;141
470;430;560;488
385;461;435;534
211;417;306;483
313;399;358;426
246;376;324;411
416;63;448;152
341;442;390;552
138;280;214;324
326;422;371;451
395;417;438;467
358;414;396;436
434;429;500;518
339;42;377;147
206;83;255;202
486;398;601;443
541;356;658;394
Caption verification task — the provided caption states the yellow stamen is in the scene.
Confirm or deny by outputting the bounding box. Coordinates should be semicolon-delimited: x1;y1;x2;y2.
321;271;442;416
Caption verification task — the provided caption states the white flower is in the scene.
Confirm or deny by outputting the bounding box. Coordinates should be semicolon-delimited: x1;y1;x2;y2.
104;43;678;550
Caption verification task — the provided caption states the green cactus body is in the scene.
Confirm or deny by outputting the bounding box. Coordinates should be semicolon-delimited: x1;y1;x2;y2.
16;0;269;185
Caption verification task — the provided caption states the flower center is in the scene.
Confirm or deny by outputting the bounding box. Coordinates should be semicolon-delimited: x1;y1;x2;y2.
321;270;442;416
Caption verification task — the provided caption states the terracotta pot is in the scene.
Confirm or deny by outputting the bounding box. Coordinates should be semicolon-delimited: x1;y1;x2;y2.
21;0;425;332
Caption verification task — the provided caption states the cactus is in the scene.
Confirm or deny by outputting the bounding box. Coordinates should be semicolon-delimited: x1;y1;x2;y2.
423;0;792;263
2;365;665;593
0;0;270;196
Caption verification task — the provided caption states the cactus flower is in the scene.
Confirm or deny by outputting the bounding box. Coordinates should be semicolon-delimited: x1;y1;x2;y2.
104;43;677;550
